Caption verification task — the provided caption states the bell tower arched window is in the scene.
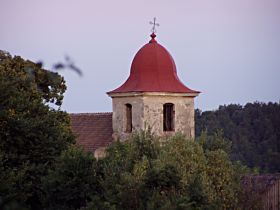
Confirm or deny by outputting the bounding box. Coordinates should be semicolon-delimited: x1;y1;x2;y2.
163;103;174;131
125;104;132;133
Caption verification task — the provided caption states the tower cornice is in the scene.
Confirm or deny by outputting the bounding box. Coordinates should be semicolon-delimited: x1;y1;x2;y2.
107;91;199;98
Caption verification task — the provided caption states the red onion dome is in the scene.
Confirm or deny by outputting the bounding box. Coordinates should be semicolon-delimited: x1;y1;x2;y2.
108;33;199;95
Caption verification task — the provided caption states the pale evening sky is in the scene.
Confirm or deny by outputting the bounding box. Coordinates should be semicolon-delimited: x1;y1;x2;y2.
0;0;279;113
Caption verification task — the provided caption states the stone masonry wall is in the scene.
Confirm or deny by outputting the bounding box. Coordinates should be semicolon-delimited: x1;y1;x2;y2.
111;93;196;140
143;95;195;139
112;96;144;140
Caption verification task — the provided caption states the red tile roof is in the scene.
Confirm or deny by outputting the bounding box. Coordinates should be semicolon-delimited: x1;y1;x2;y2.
70;113;113;152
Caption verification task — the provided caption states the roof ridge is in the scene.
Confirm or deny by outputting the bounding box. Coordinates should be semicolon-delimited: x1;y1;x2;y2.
243;173;280;178
70;112;112;116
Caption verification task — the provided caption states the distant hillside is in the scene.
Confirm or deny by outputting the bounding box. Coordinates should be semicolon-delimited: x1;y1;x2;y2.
195;102;280;173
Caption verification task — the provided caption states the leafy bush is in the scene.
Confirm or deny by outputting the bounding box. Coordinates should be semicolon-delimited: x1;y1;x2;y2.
89;129;245;210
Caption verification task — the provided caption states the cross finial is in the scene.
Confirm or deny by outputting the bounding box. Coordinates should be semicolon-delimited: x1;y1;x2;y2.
149;17;160;33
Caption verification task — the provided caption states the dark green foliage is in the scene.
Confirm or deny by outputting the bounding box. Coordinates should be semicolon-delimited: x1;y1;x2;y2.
197;130;232;153
42;146;100;210
0;151;28;210
0;51;66;106
145;164;180;191
0;50;258;209
187;174;208;208
130;128;161;167
0;50;75;209
90;129;244;210
195;102;280;172
3;100;263;210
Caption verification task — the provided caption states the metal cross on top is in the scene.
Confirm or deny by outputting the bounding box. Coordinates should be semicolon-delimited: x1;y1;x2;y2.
149;17;160;33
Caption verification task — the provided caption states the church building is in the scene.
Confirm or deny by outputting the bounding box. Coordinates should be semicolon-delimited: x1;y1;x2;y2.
70;27;280;209
70;31;199;157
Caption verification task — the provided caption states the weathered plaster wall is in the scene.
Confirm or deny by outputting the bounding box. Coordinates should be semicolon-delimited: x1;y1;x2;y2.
112;96;144;140
143;96;195;139
111;93;196;140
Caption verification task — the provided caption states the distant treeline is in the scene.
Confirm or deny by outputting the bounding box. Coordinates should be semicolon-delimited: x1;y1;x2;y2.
195;102;280;173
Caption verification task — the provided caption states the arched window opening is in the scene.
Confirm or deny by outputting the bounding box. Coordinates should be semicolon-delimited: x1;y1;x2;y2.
163;103;174;131
125;104;132;133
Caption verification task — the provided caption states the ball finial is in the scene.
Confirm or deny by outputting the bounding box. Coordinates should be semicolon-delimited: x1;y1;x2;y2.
149;18;159;43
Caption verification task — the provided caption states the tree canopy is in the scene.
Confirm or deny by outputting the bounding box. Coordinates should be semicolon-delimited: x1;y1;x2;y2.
0;50;75;209
195;102;280;173
43;130;247;210
0;50;269;210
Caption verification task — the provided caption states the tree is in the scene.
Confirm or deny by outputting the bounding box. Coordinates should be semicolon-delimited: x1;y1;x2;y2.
88;130;245;210
42;146;101;210
0;50;75;209
195;102;280;173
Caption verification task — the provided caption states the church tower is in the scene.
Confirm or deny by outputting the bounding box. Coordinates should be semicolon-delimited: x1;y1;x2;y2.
107;32;199;139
